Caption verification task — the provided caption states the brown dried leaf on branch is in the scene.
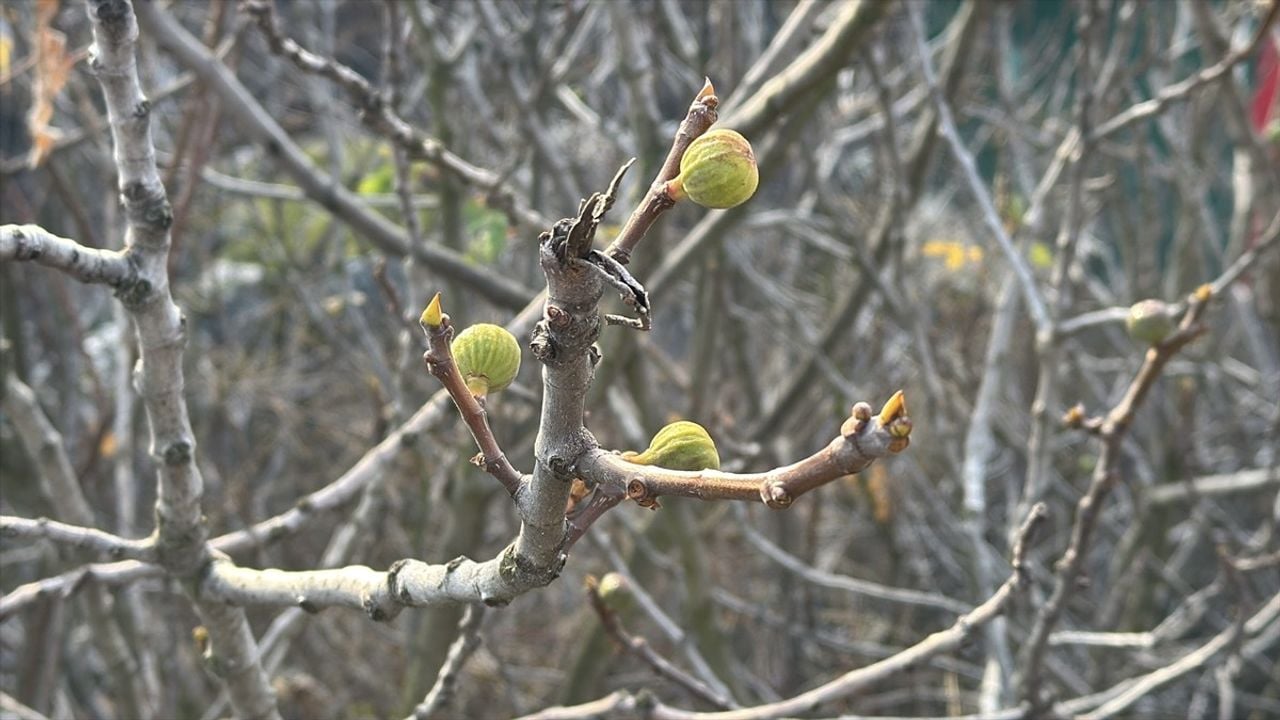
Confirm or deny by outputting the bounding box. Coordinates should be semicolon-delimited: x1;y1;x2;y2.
27;0;75;168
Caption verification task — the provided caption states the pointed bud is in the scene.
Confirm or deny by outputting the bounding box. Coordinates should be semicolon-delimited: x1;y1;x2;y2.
878;390;907;426
420;292;444;329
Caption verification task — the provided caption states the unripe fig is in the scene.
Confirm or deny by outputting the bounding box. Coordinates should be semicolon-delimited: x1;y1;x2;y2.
623;420;720;471
1126;299;1175;345
451;324;521;397
596;572;635;613
668;129;758;210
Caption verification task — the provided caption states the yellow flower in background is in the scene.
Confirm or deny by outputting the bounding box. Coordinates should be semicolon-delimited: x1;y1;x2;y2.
922;240;983;271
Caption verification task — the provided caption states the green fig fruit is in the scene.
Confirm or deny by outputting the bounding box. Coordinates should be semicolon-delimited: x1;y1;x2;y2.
668;129;758;210
622;420;720;471
452;323;521;397
1126;300;1175;346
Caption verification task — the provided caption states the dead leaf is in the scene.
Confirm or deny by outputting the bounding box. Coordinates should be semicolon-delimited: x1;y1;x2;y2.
28;0;75;168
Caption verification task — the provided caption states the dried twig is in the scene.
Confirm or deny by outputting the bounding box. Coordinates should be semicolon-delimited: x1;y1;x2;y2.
584;576;734;710
409;605;487;720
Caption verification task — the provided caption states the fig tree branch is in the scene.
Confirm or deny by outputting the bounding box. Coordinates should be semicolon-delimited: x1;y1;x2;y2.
420;295;525;497
0;224;133;287
407;604;487;720
578;395;911;510
133;0;534;310
585;576;734;710
0;516;156;562
605;80;718;265
78;3;280;717
239;0;550;233
520;504;1048;720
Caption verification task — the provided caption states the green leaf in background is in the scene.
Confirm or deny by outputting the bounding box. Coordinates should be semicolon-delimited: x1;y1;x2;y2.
463;198;508;265
356;163;395;196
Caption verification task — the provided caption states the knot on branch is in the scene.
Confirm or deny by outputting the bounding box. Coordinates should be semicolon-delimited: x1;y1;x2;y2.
112;275;150;307
497;543;565;601
626;477;661;509
91;0;131;24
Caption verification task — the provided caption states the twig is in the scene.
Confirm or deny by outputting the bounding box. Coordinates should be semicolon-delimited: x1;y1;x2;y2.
2;371;153;717
907;4;1051;332
1016;283;1220;708
1147;466;1280;505
239;0;549;234
83;3;279;717
1059;593;1280;719
606;79;719;265
592;534;737;705
1090;1;1280;140
738;518;969;614
409;604;487;720
555;504;1047;720
0;516;156;562
0;692;53;720
578;394;912;509
584;576;734;710
420;295;525;497
0;560;161;622
133;1;535;310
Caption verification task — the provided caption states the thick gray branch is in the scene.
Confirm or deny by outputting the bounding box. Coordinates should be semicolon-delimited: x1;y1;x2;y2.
84;1;280;717
0;224;134;286
0;516;156;562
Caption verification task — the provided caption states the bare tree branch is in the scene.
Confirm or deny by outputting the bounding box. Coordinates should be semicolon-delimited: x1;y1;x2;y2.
1;224;133;287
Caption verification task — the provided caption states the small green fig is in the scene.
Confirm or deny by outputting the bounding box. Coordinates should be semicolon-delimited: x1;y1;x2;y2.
667;128;758;210
452;324;521;397
622;420;720;471
596;572;635;613
1126;299;1175;345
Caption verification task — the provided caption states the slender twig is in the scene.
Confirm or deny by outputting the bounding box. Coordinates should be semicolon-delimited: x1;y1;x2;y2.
543;505;1047;720
239;0;548;234
584;577;734;710
1016;282;1221;708
1090;0;1280;140
409;605;487;720
2;371;153;718
738;518;968;614
133;1;534;310
0;692;53;720
907;4;1050;332
0;560;161;622
579;394;911;509
592;534;736;704
420;295;525;496
1057;593;1280;719
605;79;719;265
1147;467;1280;505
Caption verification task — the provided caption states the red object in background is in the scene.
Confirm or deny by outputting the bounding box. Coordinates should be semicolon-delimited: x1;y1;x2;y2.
1251;31;1278;132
